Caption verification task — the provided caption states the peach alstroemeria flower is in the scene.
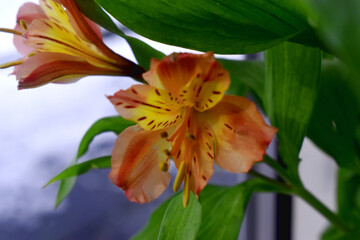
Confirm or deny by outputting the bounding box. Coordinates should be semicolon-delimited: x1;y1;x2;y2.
108;52;277;207
0;0;144;89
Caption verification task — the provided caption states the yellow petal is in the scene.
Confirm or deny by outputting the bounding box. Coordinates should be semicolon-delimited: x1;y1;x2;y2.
108;84;185;131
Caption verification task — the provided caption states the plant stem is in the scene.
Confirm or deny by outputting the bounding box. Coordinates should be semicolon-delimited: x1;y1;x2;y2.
294;186;350;233
248;170;293;194
263;155;292;183
261;156;350;233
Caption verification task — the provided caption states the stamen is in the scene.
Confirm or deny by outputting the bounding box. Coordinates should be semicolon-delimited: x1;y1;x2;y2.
173;161;186;192
159;161;169;172
0;28;23;35
186;133;196;140
183;174;190;207
160;131;168;138
163;149;171;157
0;60;24;69
19;20;28;31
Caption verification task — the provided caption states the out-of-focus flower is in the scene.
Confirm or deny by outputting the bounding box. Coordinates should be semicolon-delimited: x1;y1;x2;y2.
0;0;144;89
108;52;277;207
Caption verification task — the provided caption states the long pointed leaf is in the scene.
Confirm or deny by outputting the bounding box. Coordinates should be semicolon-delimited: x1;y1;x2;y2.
97;0;322;53
264;41;321;180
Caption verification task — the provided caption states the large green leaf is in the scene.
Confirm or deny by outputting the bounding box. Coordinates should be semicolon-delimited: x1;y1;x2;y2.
158;193;202;240
76;0;164;70
307;60;360;171
133;178;291;240
264;41;321;180
97;0;321;54
300;0;360;80
197;178;291;240
219;59;265;108
54;116;134;207
131;192;181;240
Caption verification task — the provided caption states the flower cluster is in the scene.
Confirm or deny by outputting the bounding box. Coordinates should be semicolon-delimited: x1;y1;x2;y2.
1;0;277;207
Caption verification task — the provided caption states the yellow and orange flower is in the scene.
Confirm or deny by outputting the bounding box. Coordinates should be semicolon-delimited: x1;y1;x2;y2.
108;52;277;207
0;0;144;89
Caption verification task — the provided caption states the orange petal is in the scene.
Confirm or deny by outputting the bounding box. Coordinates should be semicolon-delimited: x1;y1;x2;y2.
108;84;185;131
171;110;215;196
143;52;230;111
109;125;171;203
207;95;277;173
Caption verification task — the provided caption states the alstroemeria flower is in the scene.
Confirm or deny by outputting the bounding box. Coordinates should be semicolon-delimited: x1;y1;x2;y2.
108;52;277;206
0;0;144;89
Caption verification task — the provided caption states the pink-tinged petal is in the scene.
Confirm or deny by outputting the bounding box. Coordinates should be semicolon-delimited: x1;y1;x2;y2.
108;84;185;131
207;95;277;173
143;52;230;111
14;2;46;55
16;2;46;23
15;52;129;89
109;125;171;203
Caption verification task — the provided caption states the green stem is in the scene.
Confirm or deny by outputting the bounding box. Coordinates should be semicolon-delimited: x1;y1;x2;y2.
263;155;292;183
295;186;350;233
248;170;293;195
262;155;350;233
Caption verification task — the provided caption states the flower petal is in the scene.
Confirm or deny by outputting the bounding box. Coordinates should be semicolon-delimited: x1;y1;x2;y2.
14;2;46;55
143;52;230;111
15;52;126;89
108;84;185;131
109;125;171;203
207;95;277;173
171;110;215;195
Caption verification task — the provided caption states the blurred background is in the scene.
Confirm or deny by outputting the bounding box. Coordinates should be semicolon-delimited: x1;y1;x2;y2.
0;1;338;239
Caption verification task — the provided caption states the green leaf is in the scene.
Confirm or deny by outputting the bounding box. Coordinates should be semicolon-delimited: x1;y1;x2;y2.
44;156;111;187
197;184;253;239
76;0;165;69
97;0;321;54
300;0;360;80
337;169;360;221
197;178;291;240
54;116;134;207
131;193;181;240
264;41;321;179
158;193;202;240
219;59;265;107
307;60;360;171
133;177;290;240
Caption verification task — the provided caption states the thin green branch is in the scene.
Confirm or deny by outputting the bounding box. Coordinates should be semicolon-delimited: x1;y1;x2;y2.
295;186;351;233
263;155;292;184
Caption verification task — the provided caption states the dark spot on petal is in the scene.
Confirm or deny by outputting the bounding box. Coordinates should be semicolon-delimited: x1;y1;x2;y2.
207;152;214;159
161;132;168;138
148;120;154;125
131;88;138;94
155;89;161;96
212;91;221;95
224;123;233;130
125;105;136;109
137;116;147;121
